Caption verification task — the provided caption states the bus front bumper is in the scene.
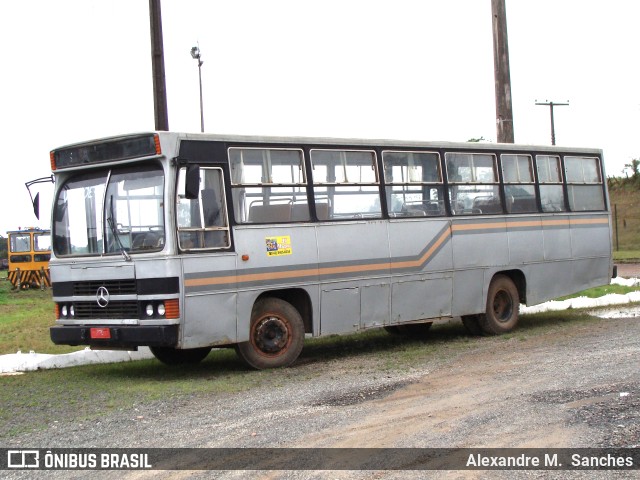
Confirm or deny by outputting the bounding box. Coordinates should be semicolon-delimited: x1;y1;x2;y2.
50;324;179;349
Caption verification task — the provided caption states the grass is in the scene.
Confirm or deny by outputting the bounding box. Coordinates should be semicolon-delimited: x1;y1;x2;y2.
557;283;640;301
614;250;640;262
0;278;78;355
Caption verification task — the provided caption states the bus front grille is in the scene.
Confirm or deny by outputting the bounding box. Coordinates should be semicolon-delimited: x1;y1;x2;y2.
72;280;137;296
73;301;139;319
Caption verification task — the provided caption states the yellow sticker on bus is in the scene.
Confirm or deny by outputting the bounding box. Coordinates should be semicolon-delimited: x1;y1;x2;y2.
266;236;292;257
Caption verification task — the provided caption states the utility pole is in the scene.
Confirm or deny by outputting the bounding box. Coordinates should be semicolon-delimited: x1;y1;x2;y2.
149;0;169;131
491;0;514;143
535;100;569;145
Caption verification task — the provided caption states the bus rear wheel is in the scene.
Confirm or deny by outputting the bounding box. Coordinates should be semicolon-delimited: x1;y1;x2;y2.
150;346;212;365
478;274;519;335
235;297;304;370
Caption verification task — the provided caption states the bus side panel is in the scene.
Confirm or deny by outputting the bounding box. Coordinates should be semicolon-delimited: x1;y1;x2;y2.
570;215;612;258
361;283;390;329
525;261;574;306
451;219;508;316
452;268;485;316
316;221;390;335
569;214;612;292
320;287;360;334
525;215;611;306
182;254;238;348
391;276;452;322
508;218;544;264
451;219;509;269
182;293;237;348
387;219;453;323
234;225;319;342
542;215;571;261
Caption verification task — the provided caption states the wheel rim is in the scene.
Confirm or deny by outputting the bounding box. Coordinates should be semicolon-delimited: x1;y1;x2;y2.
492;290;513;323
252;315;291;356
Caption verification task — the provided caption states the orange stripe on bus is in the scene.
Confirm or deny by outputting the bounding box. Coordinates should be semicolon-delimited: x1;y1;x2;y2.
184;216;608;289
185;227;452;288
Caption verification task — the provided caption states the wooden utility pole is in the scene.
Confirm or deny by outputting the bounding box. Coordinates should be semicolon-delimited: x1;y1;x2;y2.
149;0;169;131
491;0;514;143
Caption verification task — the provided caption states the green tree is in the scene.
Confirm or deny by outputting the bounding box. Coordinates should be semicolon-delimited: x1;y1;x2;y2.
624;158;639;178
0;235;7;263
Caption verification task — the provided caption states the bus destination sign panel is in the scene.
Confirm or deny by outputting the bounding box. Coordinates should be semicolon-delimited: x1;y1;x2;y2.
52;135;158;169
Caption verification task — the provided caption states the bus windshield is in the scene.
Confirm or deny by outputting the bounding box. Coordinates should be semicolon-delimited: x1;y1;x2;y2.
53;164;165;256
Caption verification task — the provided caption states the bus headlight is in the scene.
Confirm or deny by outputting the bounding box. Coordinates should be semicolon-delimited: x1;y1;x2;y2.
139;300;177;319
69;305;75;317
61;305;68;317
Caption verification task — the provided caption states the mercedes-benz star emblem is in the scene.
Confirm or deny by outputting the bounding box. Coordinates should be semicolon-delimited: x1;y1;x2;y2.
96;286;110;308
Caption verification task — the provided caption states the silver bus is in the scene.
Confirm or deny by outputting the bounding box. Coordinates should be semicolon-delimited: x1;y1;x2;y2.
49;132;614;369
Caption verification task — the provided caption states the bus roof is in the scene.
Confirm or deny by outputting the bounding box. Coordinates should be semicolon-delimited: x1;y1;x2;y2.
52;131;603;156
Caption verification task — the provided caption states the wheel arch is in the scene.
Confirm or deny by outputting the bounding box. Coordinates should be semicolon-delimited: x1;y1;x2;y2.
491;269;526;304
255;288;313;334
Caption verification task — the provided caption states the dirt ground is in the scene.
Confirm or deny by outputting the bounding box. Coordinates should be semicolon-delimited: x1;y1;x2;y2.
6;307;639;479
617;262;640;278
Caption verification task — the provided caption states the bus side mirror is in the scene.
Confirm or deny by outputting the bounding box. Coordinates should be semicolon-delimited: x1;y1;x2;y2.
185;165;200;200
33;192;40;220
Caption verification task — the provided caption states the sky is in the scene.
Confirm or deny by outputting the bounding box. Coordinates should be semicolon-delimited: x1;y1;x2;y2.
1;0;639;234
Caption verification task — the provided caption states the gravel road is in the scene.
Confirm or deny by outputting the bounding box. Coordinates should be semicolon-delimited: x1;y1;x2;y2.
4;308;640;480
617;263;640;279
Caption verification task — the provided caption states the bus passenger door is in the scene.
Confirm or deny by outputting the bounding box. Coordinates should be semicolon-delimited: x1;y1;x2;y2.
179;165;238;349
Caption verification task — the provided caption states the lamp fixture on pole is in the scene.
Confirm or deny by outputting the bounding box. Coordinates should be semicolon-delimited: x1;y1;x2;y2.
191;45;204;133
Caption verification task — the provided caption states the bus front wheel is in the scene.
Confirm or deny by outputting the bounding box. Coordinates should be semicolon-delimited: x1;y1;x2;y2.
478;274;519;335
235;297;304;369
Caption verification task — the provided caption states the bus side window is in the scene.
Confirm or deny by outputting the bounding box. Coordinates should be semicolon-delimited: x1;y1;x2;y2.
536;155;566;212
177;167;230;251
382;151;444;218
446;153;501;215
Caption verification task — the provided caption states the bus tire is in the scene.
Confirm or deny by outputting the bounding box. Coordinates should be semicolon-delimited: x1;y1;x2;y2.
235;297;304;370
461;315;483;336
478;275;519;335
150;346;212;365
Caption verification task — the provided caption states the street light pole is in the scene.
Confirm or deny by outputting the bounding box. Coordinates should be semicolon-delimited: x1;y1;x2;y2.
191;46;204;133
535;100;569;145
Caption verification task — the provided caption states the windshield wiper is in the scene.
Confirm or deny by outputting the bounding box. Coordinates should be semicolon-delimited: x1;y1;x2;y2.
108;195;131;262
